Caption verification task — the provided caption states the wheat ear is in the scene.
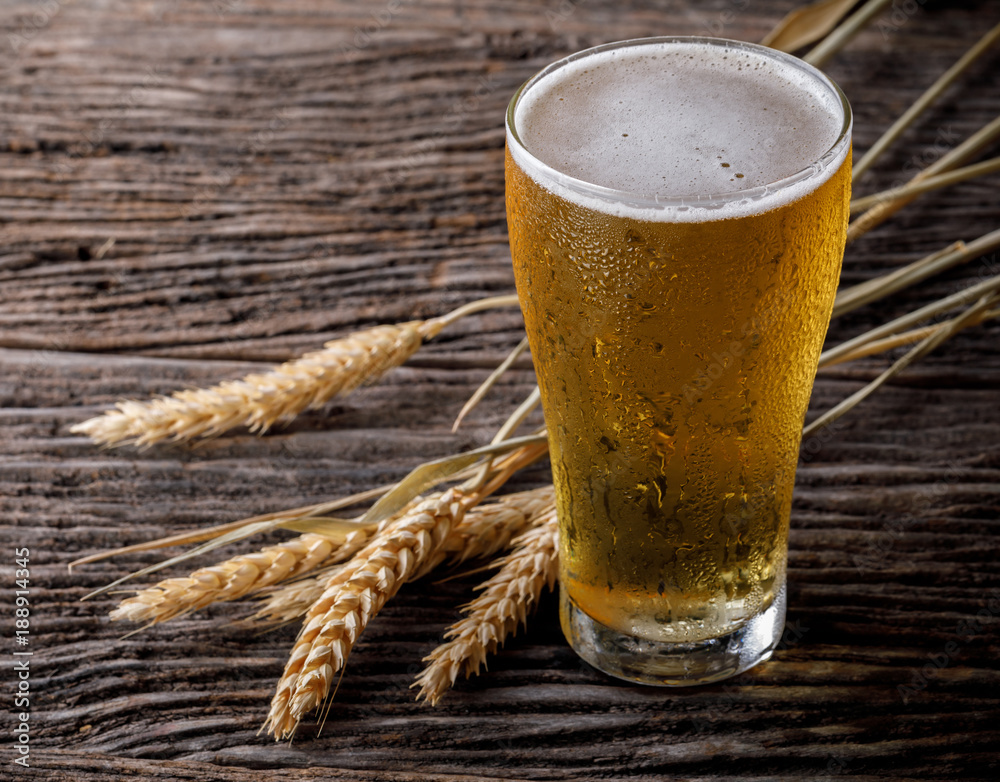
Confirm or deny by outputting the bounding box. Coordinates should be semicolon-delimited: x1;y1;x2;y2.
71;321;432;447
252;486;556;625
263;488;468;740
71;295;520;448
418;484;555;577
109;529;372;626
413;508;558;706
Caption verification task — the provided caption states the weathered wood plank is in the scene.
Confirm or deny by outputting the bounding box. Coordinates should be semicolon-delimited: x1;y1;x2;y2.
3;0;1000;779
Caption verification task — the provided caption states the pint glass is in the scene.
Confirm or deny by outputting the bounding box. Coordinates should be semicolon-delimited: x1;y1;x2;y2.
505;37;851;684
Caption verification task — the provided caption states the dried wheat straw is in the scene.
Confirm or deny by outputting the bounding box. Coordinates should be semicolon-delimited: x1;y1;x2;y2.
109;529;372;625
264;488;468;740
413;508;558;706
72;321;430;447
847;115;1000;243
802;0;893;68
851;22;1000;181
252;486;555;625
760;0;857;53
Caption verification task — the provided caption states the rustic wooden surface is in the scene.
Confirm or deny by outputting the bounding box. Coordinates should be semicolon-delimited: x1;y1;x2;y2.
2;0;1000;779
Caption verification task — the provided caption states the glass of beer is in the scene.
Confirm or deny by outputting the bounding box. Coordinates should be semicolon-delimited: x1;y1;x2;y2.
505;37;851;685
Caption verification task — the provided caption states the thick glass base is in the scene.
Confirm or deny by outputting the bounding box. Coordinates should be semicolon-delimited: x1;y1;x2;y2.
561;584;786;686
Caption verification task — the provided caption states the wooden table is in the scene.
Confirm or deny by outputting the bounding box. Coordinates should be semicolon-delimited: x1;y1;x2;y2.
3;1;999;778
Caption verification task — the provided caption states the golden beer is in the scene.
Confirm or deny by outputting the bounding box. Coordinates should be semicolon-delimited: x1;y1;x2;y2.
505;38;851;683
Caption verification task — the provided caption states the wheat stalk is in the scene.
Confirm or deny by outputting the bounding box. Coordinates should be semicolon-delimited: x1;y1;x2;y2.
852;22;1000;181
413;508;558;706
760;0;860;53
251;486;555;625
821;305;1000;368
805;290;1000;437
832;229;1000;321
452;336;529;432
263;488;469;740
847;115;1000;243
822;271;1000;367
802;0;893;68
109;529;372;626
72;322;428;447
849;157;1000;215
70;294;520;449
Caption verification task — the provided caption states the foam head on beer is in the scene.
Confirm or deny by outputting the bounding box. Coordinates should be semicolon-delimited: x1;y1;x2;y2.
509;38;848;221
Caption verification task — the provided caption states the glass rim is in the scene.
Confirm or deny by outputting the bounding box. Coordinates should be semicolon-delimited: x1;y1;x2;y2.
505;35;853;213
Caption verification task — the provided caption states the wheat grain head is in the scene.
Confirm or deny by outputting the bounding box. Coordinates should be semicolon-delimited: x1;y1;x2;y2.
72;321;429;448
413;509;558;706
109;529;372;626
264;488;467;740
252;486;555;625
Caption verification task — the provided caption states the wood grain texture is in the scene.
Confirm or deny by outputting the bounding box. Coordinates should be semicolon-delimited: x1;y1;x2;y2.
2;0;999;779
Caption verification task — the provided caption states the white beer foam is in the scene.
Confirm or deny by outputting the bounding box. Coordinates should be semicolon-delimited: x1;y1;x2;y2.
508;39;849;223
